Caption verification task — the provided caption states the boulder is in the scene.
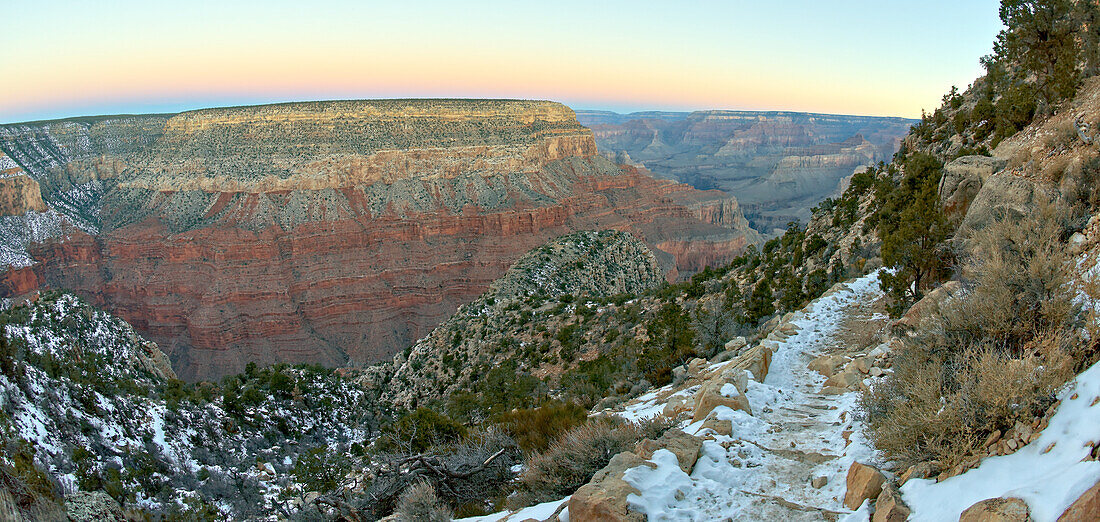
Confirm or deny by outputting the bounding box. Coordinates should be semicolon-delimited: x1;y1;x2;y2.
721;343;773;382
811;476;828;489
700;417;733;437
939;155;1006;221
1059;477;1100;521
810;355;845;378
844;462;886;510
662;395;691;418
959;497;1031;522
724;336;747;352
895;280;962;331
634;429;703;473
824;365;863;389
568;452;650;522
958;172;1053;238
719;367;750;394
692;380;751;422
898;461;937;485
872;483;910;522
687;358;709;376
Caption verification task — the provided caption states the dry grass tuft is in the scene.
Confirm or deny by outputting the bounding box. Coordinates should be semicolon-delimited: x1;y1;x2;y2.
863;204;1085;468
514;416;670;505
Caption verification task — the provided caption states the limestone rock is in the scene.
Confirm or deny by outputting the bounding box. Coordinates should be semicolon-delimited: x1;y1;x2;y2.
700;417;733;437
724;336;747;352
939;155;1006;221
810;355;845;378
959;497;1031;522
720;342;773;383
824;365;863;390
895;280;962;331
719;367;750;394
844;462;886;510
958;172;1054;238
662;395;691;418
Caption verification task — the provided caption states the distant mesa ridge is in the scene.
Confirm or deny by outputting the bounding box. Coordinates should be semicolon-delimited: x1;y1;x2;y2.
576;109;915;232
0;98;760;381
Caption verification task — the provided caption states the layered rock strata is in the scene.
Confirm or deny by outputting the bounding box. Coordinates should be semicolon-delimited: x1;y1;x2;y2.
577;110;915;232
0;100;759;380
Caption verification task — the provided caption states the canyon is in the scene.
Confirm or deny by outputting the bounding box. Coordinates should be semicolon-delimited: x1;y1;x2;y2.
576;110;916;233
0;100;760;381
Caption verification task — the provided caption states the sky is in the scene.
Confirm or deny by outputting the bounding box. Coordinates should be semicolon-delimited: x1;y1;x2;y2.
2;1;1005;123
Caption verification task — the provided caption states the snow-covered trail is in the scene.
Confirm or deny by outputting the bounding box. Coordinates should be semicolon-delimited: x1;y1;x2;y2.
461;272;888;522
620;271;886;521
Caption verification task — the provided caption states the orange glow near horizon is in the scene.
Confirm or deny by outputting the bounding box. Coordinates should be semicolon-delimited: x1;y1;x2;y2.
2;1;1004;123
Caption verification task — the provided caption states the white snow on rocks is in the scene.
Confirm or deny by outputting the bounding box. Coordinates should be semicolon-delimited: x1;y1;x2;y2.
901;360;1100;521
613;271;886;521
465;271;888;521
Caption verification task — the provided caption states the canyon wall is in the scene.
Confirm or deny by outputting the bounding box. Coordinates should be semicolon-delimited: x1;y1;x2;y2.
577;110;915;233
0;100;759;380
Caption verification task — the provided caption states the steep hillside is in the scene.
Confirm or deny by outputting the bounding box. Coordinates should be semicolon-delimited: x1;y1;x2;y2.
576;109;915;232
0;292;379;519
377;230;665;410
0;100;761;381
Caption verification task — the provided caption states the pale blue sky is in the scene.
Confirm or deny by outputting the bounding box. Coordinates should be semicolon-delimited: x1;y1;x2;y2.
2;1;1004;122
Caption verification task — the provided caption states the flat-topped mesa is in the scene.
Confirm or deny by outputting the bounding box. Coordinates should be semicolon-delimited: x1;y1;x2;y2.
0;99;760;381
122;99;597;192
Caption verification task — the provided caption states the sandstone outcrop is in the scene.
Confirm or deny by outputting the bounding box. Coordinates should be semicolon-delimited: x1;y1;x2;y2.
0;100;761;380
0;175;46;215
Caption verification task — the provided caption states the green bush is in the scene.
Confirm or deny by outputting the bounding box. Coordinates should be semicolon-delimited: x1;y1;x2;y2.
877;153;954;316
494;400;588;452
383;408;468;453
292;447;350;494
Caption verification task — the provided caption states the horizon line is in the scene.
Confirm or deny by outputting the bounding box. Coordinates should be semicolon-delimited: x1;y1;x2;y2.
0;96;923;126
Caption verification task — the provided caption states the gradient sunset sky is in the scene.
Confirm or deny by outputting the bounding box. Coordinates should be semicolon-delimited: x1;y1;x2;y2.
3;0;1004;123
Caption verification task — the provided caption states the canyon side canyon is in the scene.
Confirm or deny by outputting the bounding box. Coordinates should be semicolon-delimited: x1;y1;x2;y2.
0;100;761;381
576;110;916;232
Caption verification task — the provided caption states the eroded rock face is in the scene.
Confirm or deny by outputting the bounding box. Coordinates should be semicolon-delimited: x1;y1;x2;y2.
0;175;46;215
939;155;1007;222
577;110;915;230
0;100;760;380
568;452;649;522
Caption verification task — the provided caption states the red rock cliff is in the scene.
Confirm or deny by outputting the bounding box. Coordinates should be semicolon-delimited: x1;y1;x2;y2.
0;100;759;380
